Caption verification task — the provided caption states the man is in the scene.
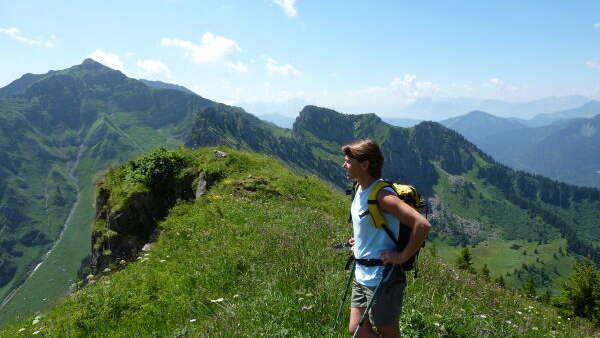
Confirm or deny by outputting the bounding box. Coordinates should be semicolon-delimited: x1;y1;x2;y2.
341;138;431;338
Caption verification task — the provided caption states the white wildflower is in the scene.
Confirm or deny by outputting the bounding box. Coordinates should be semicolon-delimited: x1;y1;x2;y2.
189;319;197;323
516;310;523;315
32;319;39;325
528;305;534;309
233;294;240;298
33;331;40;335
160;259;166;263
210;298;224;303
506;320;512;324
479;314;487;319
18;328;25;332
532;327;538;330
433;322;440;327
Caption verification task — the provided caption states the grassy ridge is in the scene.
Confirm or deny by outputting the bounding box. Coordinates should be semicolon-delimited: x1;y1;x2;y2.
1;148;597;337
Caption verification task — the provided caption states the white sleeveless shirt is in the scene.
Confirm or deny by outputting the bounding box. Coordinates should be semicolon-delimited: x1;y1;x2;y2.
351;179;400;287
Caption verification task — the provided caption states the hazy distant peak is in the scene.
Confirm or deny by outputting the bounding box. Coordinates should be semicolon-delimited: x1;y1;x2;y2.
466;110;493;117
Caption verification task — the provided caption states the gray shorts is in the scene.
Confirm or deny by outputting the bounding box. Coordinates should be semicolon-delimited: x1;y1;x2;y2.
350;270;406;327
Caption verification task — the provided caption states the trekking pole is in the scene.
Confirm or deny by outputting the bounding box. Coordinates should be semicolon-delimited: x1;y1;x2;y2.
352;266;395;338
334;260;355;330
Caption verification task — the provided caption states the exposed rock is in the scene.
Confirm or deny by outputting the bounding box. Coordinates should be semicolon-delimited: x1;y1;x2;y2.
427;195;496;245
141;243;152;252
448;175;466;186
195;171;222;200
195;176;207;199
214;150;227;158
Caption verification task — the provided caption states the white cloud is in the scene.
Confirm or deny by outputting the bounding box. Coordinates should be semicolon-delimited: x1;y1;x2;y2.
594;22;600;29
488;77;505;86
0;27;56;47
225;61;248;72
587;60;600;70
89;50;125;71
273;0;297;17
266;58;302;77
136;59;171;79
161;32;241;64
388;74;441;97
484;77;519;92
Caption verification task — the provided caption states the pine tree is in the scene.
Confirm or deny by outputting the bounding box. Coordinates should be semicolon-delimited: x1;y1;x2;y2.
480;264;490;281
456;247;474;272
523;276;537;298
494;275;505;287
559;259;600;325
540;289;552;304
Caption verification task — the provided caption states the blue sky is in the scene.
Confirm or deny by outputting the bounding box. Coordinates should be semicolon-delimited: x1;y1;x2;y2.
2;0;600;116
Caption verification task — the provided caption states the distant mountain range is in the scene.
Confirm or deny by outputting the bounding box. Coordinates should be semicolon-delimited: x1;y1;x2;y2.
440;108;600;188
255;113;295;129
0;60;599;324
398;95;590;121
441;111;526;141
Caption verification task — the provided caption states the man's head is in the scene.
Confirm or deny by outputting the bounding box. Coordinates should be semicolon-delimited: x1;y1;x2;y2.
341;138;384;180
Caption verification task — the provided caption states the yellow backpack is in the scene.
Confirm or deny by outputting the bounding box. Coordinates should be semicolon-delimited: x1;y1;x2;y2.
351;180;426;272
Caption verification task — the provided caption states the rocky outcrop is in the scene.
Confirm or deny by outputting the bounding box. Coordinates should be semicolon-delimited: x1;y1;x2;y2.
90;167;222;274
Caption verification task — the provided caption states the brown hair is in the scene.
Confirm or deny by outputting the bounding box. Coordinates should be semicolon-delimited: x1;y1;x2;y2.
342;138;384;178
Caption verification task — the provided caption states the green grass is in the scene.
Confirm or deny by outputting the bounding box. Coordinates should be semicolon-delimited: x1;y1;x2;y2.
1;148;597;337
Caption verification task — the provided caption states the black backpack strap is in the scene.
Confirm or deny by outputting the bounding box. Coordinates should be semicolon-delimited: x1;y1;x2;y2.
347;181;358;224
381;223;400;249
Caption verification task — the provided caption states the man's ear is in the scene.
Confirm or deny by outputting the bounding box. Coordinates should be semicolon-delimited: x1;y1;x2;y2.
360;160;370;172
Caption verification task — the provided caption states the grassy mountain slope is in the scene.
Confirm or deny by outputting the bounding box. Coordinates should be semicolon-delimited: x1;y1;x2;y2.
1;147;597;337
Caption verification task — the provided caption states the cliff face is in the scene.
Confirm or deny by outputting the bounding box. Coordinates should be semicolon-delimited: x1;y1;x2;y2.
89;148;224;274
91;174;197;274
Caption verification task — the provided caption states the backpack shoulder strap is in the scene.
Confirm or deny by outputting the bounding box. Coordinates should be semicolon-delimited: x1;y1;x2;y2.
367;180;393;229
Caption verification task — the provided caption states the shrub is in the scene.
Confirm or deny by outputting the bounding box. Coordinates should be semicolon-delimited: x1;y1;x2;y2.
558;259;600;325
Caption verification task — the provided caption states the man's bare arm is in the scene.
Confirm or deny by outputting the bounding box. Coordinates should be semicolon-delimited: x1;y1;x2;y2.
377;190;431;265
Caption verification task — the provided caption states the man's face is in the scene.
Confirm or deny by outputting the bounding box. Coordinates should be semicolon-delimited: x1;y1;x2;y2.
342;155;367;180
